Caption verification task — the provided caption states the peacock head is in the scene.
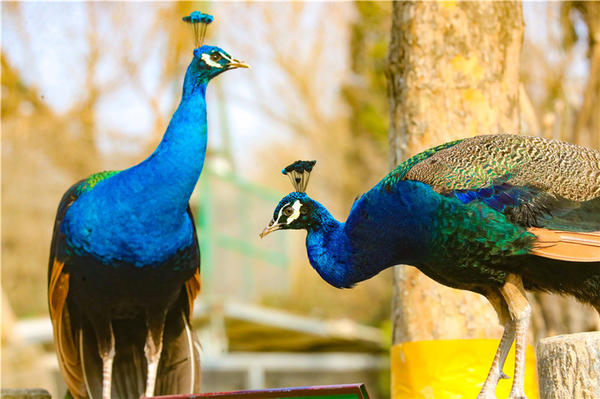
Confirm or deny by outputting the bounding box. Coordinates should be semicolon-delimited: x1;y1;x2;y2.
261;192;319;237
190;45;249;81
260;160;319;238
182;11;249;85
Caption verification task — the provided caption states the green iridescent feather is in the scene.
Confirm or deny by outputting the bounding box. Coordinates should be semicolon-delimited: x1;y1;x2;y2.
76;171;120;194
380;139;463;188
423;198;535;289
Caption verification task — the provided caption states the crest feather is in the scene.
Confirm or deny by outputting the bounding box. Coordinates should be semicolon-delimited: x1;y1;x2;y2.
182;11;214;48
282;160;316;193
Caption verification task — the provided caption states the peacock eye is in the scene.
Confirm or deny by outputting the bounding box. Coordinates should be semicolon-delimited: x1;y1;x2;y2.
283;207;293;217
210;52;222;62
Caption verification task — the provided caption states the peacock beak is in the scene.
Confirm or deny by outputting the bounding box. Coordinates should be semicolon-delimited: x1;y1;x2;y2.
227;59;250;69
259;220;281;238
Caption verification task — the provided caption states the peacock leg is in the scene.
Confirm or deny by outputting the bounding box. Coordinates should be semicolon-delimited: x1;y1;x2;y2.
500;274;531;399
144;310;167;397
477;289;515;399
93;320;116;399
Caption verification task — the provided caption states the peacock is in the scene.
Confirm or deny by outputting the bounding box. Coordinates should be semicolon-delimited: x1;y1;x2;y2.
260;134;600;399
48;12;248;399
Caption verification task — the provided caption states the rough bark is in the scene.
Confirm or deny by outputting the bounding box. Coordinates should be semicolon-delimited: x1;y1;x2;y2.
570;1;600;150
537;332;600;399
387;1;524;342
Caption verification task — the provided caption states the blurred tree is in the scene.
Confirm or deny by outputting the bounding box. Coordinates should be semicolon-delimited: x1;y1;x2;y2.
341;2;391;182
561;1;600;149
387;1;523;342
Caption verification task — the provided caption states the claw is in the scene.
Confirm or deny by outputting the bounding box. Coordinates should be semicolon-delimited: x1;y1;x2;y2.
500;371;510;379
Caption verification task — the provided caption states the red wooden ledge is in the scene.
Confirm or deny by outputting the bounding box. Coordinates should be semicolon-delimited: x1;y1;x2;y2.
148;384;371;399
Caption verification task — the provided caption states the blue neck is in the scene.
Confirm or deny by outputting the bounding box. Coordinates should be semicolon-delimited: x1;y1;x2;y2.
64;74;210;266
305;212;352;288
305;203;375;288
305;182;438;288
123;82;208;219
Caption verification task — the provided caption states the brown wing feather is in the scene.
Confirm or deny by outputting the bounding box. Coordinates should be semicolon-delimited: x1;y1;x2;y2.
48;259;87;398
184;270;201;317
184;205;201;317
48;180;89;398
529;228;600;262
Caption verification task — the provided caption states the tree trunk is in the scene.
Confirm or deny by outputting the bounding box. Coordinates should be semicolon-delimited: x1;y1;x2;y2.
386;1;524;342
537;332;600;399
571;2;600;150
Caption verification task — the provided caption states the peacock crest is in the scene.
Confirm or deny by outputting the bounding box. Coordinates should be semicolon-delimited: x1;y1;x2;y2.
182;11;214;48
282;160;316;193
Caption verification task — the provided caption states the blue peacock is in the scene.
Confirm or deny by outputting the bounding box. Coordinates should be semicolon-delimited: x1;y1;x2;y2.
48;12;248;399
261;134;600;399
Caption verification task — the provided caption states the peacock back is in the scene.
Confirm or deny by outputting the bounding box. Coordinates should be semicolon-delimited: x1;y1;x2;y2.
398;134;600;201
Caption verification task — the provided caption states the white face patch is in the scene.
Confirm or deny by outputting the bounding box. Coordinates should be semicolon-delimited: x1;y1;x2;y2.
220;52;233;62
286;200;303;224
201;53;224;68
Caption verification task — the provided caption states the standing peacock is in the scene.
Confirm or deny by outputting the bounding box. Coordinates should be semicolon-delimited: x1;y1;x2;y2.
260;134;600;399
48;12;248;399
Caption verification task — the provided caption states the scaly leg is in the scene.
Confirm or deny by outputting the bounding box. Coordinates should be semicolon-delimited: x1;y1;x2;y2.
144;311;167;397
500;274;531;399
478;289;515;399
477;322;515;398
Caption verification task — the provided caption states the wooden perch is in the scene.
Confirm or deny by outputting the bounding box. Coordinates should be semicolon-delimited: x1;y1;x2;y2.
0;389;51;399
537;332;600;399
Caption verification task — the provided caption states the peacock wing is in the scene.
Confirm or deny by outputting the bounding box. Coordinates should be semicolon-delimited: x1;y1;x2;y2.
397;135;600;262
48;180;89;399
403;134;600;202
395;135;600;262
528;228;600;262
440;177;600;262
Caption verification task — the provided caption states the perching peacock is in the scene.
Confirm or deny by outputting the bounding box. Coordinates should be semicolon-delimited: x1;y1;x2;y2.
48;12;248;399
260;134;600;399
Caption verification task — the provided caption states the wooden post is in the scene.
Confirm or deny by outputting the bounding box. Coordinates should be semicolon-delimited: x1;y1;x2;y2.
536;332;600;399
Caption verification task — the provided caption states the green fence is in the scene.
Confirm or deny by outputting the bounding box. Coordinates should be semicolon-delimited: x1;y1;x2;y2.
195;168;290;300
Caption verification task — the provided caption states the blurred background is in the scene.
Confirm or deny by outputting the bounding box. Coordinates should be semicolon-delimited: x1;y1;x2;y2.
1;2;598;398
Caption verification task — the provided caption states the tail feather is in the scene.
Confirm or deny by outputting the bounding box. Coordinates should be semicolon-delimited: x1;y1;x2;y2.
111;317;146;399
155;308;201;395
529;228;600;262
78;323;102;399
76;295;201;398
